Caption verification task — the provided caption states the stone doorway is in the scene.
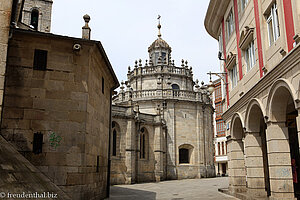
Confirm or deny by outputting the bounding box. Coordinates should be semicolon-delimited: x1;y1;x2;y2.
267;81;299;199
287;105;300;198
245;101;270;198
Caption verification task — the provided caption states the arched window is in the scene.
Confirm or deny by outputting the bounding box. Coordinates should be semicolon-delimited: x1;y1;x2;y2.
31;9;39;30
179;144;194;164
172;84;180;97
111;121;120;157
140;127;148;159
171;84;180;90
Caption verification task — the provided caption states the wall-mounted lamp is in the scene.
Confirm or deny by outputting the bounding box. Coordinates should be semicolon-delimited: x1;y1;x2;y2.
206;71;228;94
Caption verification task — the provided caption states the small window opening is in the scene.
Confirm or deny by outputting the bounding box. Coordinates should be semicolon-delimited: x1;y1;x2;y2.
102;77;104;94
33;132;43;154
179;148;189;164
96;155;99;172
112;130;117;156
31;9;39;30
33;49;47;70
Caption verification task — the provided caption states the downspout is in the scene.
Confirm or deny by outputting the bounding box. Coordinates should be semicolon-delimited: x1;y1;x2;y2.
106;88;114;197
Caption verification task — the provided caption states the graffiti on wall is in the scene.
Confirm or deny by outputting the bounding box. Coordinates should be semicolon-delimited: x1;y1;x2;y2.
49;132;62;150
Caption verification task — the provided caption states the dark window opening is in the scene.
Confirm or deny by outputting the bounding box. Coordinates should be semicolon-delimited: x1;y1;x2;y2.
33;132;43;154
102;77;104;94
140;133;146;159
33;49;47;70
112;130;117;156
112;121;115;128
96;155;99;172
31;9;39;30
171;84;180;90
179;148;189;164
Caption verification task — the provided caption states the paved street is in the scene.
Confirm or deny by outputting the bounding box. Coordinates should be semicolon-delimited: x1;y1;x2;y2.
108;177;238;200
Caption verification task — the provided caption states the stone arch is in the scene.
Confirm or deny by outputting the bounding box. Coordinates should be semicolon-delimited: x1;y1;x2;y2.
266;78;298;122
244;98;270;197
178;144;194;164
30;8;39;30
265;78;300;198
230;112;245;140
245;98;266;132
228;112;247;193
111;121;121;157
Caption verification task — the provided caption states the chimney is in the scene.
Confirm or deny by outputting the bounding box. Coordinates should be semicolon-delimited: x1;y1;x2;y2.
82;14;91;40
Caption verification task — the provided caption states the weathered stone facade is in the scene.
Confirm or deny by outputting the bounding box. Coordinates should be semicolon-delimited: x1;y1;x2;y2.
111;22;215;184
1;20;118;199
21;0;53;32
205;0;300;199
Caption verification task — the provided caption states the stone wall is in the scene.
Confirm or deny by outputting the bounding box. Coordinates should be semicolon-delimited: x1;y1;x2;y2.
2;29;116;200
0;0;13;123
21;0;53;32
111;105;160;185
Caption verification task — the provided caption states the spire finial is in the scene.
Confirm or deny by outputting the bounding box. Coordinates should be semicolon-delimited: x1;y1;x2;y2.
157;15;161;38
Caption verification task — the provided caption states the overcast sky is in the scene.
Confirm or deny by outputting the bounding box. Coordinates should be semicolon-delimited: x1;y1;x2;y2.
51;0;219;84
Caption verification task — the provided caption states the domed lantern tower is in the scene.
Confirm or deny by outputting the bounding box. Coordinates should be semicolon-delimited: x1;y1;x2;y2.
113;16;215;181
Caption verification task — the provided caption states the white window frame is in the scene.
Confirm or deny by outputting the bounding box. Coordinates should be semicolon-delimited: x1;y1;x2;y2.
267;3;280;46
241;0;249;12
245;41;256;72
226;10;235;39
230;64;238;89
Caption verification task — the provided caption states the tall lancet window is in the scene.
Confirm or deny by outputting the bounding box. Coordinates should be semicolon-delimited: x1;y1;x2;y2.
31;9;39;30
140;127;148;159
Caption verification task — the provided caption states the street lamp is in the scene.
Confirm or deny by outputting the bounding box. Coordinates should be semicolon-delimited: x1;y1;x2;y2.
206;71;228;94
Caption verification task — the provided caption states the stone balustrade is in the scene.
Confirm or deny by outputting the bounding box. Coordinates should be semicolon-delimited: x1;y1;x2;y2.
113;89;211;104
128;64;193;79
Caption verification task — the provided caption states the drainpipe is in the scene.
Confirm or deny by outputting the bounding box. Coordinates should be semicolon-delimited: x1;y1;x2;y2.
106;88;113;197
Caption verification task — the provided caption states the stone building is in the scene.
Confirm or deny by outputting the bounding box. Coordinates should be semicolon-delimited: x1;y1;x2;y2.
21;0;53;32
212;78;228;176
0;1;119;200
205;0;300;199
110;19;215;185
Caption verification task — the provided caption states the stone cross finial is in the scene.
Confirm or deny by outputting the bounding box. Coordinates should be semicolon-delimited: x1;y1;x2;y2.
82;14;91;40
157;15;162;38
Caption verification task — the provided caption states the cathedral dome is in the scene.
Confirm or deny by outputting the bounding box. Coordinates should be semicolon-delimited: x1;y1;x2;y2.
148;37;172;53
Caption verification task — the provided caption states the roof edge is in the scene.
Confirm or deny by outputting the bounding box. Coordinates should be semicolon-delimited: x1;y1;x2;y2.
204;0;230;40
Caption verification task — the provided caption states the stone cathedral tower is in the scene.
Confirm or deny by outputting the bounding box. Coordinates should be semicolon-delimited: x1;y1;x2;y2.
111;17;215;184
21;0;53;32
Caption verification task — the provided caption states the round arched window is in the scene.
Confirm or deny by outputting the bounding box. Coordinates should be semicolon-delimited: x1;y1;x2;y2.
171;84;180;90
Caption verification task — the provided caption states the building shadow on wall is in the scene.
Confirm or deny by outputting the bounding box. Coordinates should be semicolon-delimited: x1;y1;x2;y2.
108;186;156;200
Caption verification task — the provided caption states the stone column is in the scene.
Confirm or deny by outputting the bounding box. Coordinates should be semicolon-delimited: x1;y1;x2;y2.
266;122;294;199
154;124;164;181
196;103;202;178
125;108;136;184
244;132;267;198
166;102;176;179
228;138;247;194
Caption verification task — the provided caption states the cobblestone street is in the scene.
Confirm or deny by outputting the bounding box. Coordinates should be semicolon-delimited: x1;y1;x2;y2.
107;177;238;200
